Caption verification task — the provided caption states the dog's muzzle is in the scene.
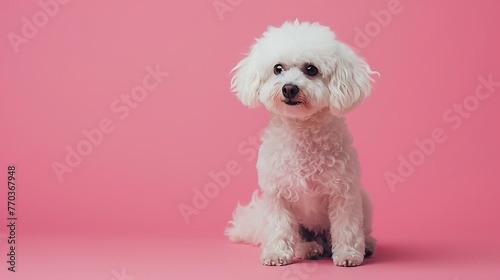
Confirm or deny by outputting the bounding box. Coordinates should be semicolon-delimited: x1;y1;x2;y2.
282;84;301;106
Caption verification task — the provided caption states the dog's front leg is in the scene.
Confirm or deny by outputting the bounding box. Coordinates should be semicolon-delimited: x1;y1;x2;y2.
329;183;365;267
260;195;298;266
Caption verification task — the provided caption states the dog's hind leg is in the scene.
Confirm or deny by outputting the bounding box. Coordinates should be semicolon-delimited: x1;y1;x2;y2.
295;225;324;260
361;188;376;257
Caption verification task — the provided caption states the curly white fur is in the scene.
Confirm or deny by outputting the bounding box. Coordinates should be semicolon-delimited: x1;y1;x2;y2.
225;20;377;267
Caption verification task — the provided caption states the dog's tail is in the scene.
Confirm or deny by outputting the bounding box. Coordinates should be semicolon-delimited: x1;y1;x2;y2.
224;190;266;245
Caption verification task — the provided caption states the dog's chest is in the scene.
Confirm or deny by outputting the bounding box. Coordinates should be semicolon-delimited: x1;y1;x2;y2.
258;120;350;192
285;126;343;180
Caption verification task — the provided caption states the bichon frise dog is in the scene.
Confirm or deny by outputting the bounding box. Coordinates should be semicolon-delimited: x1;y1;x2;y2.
225;20;377;267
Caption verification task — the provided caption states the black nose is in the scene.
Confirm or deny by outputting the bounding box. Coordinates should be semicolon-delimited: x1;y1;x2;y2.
282;84;299;99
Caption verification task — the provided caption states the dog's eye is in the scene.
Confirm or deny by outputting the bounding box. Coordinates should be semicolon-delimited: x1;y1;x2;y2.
273;64;283;75
305;65;318;76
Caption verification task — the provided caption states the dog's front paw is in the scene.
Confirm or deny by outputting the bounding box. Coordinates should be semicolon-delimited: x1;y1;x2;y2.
332;251;364;267
261;249;293;266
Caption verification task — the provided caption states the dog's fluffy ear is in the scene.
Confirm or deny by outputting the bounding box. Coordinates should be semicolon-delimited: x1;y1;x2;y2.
328;42;377;115
230;52;262;108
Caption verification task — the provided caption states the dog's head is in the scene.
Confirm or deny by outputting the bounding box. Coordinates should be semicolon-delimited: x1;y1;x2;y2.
231;20;377;119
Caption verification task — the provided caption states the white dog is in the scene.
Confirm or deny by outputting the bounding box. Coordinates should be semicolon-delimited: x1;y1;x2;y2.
224;20;377;267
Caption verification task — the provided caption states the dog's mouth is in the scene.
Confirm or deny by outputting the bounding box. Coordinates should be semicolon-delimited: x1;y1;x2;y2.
282;100;302;106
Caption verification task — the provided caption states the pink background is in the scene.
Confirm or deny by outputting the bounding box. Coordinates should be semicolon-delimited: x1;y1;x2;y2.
1;0;500;279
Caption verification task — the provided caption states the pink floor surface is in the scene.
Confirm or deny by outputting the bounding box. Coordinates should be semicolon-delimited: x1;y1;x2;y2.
5;234;499;280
